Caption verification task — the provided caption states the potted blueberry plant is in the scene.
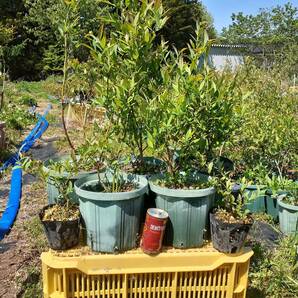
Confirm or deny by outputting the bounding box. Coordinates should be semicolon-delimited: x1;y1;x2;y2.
89;0;168;176
278;190;298;235
40;174;80;250
265;176;298;234
146;27;239;248
44;154;97;204
23;158;80;250
74;125;148;253
210;176;254;253
242;166;278;219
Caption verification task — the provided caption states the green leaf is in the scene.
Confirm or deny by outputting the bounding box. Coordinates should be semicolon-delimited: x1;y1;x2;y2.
147;132;154;149
144;29;150;43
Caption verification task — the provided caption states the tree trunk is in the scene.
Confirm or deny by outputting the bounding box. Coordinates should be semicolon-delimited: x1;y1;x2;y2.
0;91;3;111
0;63;5;111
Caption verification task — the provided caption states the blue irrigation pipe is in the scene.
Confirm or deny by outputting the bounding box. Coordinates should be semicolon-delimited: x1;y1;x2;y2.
20;104;52;146
0;104;51;240
0;165;22;240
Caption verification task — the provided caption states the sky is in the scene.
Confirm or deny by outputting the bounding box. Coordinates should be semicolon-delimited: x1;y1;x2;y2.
201;0;298;33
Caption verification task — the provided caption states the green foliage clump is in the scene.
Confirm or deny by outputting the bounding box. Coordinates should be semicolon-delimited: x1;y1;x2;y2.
19;94;37;106
227;61;298;176
249;235;298;298
0;104;35;130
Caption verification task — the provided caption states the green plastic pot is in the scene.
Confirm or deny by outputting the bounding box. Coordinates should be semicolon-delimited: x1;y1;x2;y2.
278;197;298;235
74;172;148;252
44;156;95;204
244;185;278;220
149;174;215;248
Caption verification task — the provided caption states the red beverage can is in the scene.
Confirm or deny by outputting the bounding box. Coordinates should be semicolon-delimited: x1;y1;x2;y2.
141;208;169;254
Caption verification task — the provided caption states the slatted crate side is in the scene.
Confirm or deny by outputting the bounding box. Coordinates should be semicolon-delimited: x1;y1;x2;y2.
43;265;248;298
127;272;174;297
42;248;253;298
67;272;124;298
176;267;231;298
233;260;251;298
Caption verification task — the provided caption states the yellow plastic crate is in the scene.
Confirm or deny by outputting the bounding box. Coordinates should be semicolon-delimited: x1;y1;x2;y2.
41;245;253;298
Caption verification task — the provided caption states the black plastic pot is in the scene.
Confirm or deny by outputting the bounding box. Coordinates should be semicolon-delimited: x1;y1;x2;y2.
210;212;253;253
193;156;234;177
213;156;234;174
39;204;80;250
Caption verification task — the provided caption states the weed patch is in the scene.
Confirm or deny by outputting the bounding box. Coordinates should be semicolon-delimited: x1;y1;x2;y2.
16;265;42;298
249;235;298;297
22;216;47;253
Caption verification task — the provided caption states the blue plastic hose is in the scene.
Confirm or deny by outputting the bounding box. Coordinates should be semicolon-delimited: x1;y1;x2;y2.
0;104;51;240
0;165;22;240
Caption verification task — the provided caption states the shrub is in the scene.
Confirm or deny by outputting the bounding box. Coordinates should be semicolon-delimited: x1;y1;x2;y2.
0;104;35;130
147;27;240;181
19;95;37;107
227;61;298;175
249;235;298;297
90;0;168;163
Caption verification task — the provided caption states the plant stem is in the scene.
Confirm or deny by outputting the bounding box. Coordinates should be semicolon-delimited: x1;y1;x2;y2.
275;159;283;178
61;31;75;152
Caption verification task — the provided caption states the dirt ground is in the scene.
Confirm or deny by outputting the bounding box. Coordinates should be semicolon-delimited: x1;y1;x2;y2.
0;98;95;297
0;103;63;297
0;175;45;297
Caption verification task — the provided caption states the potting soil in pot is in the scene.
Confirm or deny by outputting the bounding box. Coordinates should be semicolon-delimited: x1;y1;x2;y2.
210;212;253;253
40;204;80;250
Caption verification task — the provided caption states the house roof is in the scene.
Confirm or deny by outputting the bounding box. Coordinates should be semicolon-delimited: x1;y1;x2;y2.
211;44;246;48
211;44;263;54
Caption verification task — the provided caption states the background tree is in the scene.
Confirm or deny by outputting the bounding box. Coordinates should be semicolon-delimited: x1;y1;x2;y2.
0;0;106;80
158;0;216;50
24;0;104;76
0;24;14;110
0;0;35;80
221;2;298;76
221;3;297;46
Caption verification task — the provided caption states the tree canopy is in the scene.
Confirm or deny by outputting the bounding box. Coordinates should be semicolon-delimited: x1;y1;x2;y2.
221;2;298;76
159;0;216;50
0;0;215;80
221;2;298;48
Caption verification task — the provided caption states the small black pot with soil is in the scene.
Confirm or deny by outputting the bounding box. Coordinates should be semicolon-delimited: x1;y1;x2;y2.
210;210;253;253
39;204;80;250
